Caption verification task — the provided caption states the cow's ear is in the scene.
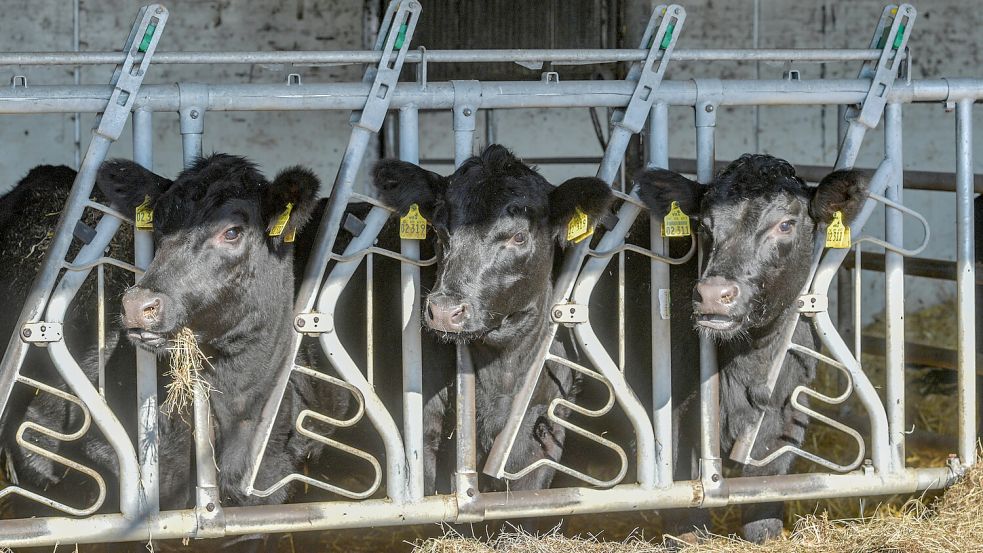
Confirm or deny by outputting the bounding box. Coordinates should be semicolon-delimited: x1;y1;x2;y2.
263;166;321;240
548;177;614;245
809;170;870;224
634;168;702;220
372;159;448;224
96;159;173;212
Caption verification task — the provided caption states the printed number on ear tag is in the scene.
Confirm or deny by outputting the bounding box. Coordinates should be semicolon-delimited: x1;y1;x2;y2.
825;210;851;249
135;195;154;230
566;207;594;244
661;201;691;238
400;203;428;240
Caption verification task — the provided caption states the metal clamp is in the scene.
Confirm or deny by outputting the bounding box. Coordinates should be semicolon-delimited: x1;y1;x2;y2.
611;4;686;134
350;0;422;133
294;312;334;334
20;322;63;344
94;5;168;141
846;4;916;130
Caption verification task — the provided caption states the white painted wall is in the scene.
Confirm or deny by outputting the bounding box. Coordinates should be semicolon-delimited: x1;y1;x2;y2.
1;0;979;320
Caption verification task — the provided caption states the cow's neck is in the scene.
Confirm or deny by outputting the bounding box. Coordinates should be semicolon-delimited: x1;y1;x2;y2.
198;280;296;424
468;289;553;391
719;305;803;378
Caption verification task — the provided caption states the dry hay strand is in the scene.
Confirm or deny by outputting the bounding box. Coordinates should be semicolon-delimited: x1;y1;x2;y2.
414;528;663;553
161;327;215;416
687;453;983;553
413;457;983;553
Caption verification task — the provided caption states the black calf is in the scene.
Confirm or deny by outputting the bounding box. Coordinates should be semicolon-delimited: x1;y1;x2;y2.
1;156;352;521
373;144;613;494
637;154;869;543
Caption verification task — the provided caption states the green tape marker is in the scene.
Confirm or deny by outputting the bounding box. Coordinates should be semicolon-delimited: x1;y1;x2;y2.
660;23;675;49
892;24;906;49
138;23;157;53
394;23;408;49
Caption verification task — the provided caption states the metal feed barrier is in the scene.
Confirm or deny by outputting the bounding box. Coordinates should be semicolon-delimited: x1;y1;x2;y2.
0;1;976;546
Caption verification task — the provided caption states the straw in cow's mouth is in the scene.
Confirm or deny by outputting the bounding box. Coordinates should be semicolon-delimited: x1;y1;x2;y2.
161;327;215;416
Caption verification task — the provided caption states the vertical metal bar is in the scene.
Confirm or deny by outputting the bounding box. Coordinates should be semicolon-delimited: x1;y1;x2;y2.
72;0;81;169
836;105;855;354
132;107;160;515
453;101;480;516
884;102;905;471
180;104;222;527
484;109;497;147
617;163;626;372
752;0;761;154
366;251;374;385
97;264;106;396
398;106;424;501
647;102;673;488
955;99;977;468
854;243;863;358
695;104;721;485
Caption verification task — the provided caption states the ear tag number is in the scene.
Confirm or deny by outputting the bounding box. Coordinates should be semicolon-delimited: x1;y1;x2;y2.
135;195;154;230
825;210;851;249
269;202;293;237
661;201;691;238
399;203;428;240
566;207;594;243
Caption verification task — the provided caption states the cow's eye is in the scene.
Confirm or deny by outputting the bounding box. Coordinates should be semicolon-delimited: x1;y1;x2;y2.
509;232;527;245
222;227;242;242
777;220;795;234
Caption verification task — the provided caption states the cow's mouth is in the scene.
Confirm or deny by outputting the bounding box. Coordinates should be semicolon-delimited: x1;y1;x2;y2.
695;314;740;331
126;329;169;351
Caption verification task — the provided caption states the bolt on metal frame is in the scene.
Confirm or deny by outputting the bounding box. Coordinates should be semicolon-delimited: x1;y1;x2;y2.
0;1;977;548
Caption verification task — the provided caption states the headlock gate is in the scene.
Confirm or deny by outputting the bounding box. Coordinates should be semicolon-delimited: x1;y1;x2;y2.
0;1;977;547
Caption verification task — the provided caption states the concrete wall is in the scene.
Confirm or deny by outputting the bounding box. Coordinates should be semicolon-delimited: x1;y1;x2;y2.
1;0;980;320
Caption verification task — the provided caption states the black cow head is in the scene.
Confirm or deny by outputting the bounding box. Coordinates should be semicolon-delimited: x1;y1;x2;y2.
637;154;869;340
97;154;321;352
373;144;612;345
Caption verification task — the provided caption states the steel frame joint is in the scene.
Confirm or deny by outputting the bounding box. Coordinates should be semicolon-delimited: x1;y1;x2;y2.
451;80;481;132
178;82;208;135
693;78;722;128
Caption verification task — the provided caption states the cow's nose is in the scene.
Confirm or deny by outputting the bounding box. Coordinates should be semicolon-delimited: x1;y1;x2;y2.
694;276;740;314
426;296;470;332
122;288;164;329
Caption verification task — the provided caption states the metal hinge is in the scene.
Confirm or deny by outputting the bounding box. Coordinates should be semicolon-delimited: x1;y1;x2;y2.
21;322;63;344
551;303;588;325
797;294;828;314
294;313;334;335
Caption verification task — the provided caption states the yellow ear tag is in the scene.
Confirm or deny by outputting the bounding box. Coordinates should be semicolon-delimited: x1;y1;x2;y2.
283;228;297;243
825;210;851;248
269;203;293;237
566;207;594;243
661;201;691;238
399;203;428;240
135;195;154;230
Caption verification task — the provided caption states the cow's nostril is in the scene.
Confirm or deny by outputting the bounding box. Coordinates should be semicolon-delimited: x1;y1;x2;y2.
719;285;739;305
142;298;161;321
449;304;467;324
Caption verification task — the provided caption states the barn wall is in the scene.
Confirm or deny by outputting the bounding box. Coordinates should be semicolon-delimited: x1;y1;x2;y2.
0;0;979;320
